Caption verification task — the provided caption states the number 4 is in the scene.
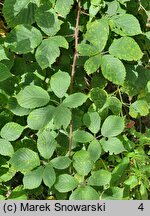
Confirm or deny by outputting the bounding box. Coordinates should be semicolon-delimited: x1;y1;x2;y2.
138;203;144;211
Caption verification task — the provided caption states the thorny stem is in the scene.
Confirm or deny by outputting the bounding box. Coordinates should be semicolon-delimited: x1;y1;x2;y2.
69;0;81;158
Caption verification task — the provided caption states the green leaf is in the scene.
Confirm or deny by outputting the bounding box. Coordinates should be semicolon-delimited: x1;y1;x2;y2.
35;5;62;36
0;45;8;61
129;100;149;118
73;130;93;143
3;0;38;27
9;148;40;173
8;185;28;200
69;186;99;200
35;36;68;69
63;93;87;108
55;0;74;18
106;1;119;16
53;105;71;129
87;139;101;162
27;105;54;130
85;19;109;51
73;150;93;176
54;174;78;193
83;111;101;134
0;138;14;157
106;96;122;115
100;137;126;155
0;167;16;183
123;65;149;96
51;156;71;169
77;43;99;56
0;122;25;141
5;24;42;54
111;157;129;185
8;97;31;116
140;182;148;200
124;176;139;189
88;170;111;186
101;187;124;200
109;37;143;61
23;166;44;189
89;4;101;18
91;0;102;6
84;54;102;74
90;88;107;109
37;130;57;160
101;115;125;137
17;85;50;109
101;55;126;85
50;70;71;98
110;14;142;36
147;81;150;93
0;63;12;82
43;163;56;188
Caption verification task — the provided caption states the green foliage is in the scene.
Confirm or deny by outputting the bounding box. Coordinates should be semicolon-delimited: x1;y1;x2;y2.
17;85;50;109
0;0;150;200
55;174;78;193
101;55;126;85
5;24;42;54
0;122;25;141
88;170;111;186
50;70;71;98
109;37;143;61
9;148;40;173
0;63;12;81
101;115;125;137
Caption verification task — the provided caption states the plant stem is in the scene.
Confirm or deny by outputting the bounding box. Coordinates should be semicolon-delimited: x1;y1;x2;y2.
69;0;81;158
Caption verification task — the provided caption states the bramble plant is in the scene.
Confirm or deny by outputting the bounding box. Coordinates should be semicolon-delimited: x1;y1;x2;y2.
0;0;150;200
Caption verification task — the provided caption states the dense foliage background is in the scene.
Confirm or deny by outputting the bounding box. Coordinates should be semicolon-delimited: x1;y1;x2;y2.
0;0;150;200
